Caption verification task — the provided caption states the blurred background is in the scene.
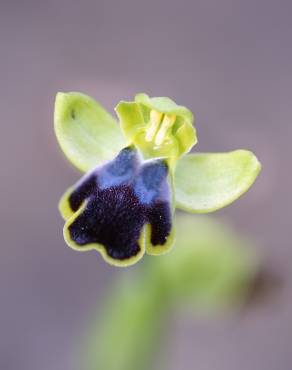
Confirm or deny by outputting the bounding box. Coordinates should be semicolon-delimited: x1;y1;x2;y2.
0;0;291;369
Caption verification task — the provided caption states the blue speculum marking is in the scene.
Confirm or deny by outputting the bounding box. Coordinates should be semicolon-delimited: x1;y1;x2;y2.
67;147;172;261
98;146;139;189
133;160;169;205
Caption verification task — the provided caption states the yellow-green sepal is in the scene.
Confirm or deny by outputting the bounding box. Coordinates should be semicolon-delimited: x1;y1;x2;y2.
174;150;261;213
54;92;126;172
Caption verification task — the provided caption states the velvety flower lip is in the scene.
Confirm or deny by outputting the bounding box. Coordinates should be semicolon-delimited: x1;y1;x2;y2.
55;91;261;267
61;146;173;266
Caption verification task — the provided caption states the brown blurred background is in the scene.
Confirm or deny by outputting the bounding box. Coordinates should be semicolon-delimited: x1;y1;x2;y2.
0;0;291;369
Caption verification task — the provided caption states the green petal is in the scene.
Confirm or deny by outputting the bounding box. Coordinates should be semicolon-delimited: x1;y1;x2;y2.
54;92;125;172
175;116;197;155
115;101;144;142
135;93;193;124
175;150;261;213
115;94;197;160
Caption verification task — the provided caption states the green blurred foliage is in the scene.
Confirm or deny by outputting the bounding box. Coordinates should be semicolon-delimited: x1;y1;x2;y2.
81;214;257;370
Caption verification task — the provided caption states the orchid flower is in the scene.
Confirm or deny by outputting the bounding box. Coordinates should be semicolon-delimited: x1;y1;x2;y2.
54;92;261;266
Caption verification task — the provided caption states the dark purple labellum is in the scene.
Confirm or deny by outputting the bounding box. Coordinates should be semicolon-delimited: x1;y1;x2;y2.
66;147;172;261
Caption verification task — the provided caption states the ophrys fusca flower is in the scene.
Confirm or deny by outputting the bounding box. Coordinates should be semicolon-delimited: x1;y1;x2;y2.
55;92;261;266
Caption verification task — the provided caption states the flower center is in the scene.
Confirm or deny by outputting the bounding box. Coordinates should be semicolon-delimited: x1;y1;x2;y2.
145;110;176;146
